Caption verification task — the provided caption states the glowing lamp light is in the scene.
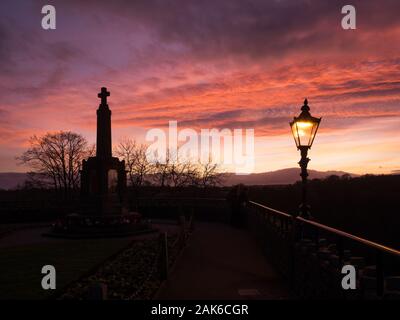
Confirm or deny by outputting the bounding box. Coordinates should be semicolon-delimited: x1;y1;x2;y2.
290;99;321;149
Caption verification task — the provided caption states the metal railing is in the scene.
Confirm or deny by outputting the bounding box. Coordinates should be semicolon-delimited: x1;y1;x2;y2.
247;200;400;299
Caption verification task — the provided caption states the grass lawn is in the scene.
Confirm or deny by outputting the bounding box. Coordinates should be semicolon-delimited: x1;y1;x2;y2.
0;237;134;300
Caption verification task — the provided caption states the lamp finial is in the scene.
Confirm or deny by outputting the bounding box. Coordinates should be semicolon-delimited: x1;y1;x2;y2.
301;98;310;112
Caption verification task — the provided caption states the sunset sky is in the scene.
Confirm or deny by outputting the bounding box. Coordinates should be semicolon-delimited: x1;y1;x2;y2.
1;0;400;174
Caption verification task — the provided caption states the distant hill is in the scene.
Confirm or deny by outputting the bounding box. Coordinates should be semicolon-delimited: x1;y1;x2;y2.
0;172;28;190
0;168;356;189
223;168;356;186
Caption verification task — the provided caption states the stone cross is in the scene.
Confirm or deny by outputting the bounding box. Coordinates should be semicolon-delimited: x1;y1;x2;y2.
98;87;110;105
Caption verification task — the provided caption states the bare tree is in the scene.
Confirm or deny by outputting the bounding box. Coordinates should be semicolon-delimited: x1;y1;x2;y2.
168;158;199;187
17;131;94;194
195;158;226;188
153;157;170;187
151;151;225;188
114;138;152;187
151;149;175;187
151;150;199;187
115;141;225;188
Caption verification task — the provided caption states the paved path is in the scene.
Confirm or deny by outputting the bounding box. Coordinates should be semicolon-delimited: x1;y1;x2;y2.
157;222;289;300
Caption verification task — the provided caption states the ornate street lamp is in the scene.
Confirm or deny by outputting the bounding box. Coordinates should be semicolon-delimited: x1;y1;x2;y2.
290;99;321;218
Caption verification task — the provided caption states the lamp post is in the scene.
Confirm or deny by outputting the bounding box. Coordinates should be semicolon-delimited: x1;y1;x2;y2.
290;99;321;218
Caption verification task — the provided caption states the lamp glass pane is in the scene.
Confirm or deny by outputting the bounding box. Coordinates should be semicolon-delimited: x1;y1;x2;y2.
296;121;314;147
308;121;319;147
290;122;300;147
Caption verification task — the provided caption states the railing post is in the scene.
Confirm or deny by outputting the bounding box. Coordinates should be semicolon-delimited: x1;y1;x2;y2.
376;250;384;297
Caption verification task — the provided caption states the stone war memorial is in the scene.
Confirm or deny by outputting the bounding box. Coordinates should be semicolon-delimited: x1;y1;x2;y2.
48;87;152;238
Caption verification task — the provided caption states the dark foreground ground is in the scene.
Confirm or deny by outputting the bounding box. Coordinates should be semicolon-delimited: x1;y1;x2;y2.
157;222;288;300
0;221;288;300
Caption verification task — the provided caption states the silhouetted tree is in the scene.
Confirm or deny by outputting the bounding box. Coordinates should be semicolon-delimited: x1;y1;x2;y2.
17;131;94;195
151;150;196;187
168;156;198;187
114;138;152;187
154;152;225;188
115;142;225;188
341;173;352;180
195;158;226;188
153;155;170;187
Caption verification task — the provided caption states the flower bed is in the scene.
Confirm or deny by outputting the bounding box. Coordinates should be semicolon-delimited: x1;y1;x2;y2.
59;232;180;300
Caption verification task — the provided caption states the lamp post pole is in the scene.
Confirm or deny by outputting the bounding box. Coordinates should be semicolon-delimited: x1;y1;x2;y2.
299;146;310;218
290;99;321;219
